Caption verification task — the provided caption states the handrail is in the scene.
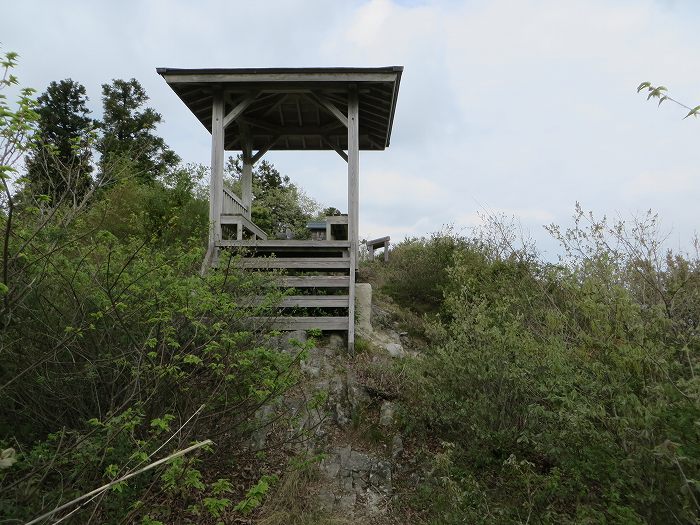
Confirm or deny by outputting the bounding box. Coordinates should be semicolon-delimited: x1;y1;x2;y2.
222;187;248;218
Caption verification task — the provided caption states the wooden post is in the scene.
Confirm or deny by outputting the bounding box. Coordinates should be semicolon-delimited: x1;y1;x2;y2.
209;89;225;251
241;142;253;220
347;85;360;354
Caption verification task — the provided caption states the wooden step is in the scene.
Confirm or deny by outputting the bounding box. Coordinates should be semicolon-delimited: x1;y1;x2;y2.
237;257;350;270
243;295;349;308
218;240;350;249
248;316;349;330
273;276;350;288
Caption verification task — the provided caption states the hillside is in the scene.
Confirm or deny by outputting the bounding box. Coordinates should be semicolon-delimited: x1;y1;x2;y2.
2;48;700;524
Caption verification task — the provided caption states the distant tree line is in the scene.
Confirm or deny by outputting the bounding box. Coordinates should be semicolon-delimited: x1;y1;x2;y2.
23;77;180;204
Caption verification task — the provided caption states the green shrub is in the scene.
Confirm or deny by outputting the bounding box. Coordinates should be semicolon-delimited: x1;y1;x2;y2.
0;218;299;522
404;227;700;523
379;229;474;314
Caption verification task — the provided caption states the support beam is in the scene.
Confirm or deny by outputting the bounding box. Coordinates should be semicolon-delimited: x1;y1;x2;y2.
223;94;257;129
347;84;360;354
262;94;289;117
309;93;348;127
236;116;345;136
209;90;225;250
251;135;281;164
321;136;348;162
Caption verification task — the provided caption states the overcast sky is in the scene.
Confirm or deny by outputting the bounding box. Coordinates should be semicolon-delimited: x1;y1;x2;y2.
4;0;700;256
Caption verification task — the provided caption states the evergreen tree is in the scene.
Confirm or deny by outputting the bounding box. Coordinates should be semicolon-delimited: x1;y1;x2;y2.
97;78;179;184
24;79;93;203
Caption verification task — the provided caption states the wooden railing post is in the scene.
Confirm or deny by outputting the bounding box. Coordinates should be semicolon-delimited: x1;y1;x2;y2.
210;89;225;249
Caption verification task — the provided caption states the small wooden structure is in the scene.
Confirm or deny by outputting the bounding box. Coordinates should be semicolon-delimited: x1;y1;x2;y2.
158;67;403;352
307;216;349;241
365;236;390;262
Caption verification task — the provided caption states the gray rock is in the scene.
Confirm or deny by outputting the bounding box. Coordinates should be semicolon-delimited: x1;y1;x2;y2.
347;450;374;472
318;488;336;509
338;492;356;510
338;445;352;465
384;342;405;357
379;401;395;427
355;283;373;336
249;404;274;451
322;456;341;478
392;434;404;459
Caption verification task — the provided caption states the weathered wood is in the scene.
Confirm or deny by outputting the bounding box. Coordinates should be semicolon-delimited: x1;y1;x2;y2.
222;187;248;216
365;236;390;262
238;117;345;136
347;84;360;354
241;127;253;217
248;316;349;330
223;94;257;129
323;215;348;241
321;136;348;162
217;239;350;249
310;93;348;127
220;214;268;240
262;93;290;117
274;276;350;288
237;257;350;269
242;295;350;308
161;72;398;84
365;236;390;248
209;90;225;248
251;136;281;164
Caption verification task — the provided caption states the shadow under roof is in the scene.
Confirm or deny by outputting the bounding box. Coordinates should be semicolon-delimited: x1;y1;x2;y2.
157;66;403;152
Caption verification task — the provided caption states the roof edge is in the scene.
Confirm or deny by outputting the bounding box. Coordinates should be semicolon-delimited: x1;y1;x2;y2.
156;66;403;77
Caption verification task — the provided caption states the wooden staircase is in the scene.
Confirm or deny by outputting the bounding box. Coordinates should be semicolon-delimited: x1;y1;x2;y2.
217;239;354;335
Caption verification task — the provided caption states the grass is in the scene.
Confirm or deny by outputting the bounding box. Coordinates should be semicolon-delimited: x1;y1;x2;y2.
257;457;351;525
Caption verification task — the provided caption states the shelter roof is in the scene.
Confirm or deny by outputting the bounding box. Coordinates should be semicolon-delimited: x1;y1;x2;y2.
156;67;403;152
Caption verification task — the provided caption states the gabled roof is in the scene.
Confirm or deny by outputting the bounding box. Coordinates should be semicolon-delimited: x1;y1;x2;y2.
157;67;403;152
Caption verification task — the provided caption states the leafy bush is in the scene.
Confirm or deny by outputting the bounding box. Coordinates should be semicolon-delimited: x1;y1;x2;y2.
0;216;303;521
378;229;473;314
0;53;302;522
403;219;700;523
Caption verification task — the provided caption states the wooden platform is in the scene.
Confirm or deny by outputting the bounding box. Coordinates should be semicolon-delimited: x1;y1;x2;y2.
218;240;350;249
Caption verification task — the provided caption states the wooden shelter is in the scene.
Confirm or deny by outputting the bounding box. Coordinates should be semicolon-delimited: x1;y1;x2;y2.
157;66;403;352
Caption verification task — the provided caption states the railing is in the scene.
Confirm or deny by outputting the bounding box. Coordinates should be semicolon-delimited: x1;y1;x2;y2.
222;187;249;218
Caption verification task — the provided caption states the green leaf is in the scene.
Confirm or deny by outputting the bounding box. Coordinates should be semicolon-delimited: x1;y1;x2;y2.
637;81;651;93
104;463;119;478
683;105;700;119
183;354;203;365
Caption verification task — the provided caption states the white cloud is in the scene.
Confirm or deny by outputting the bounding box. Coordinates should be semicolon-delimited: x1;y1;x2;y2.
3;0;700;253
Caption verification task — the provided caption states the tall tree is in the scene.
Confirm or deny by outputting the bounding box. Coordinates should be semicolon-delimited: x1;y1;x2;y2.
24;79;93;204
97;78;179;184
